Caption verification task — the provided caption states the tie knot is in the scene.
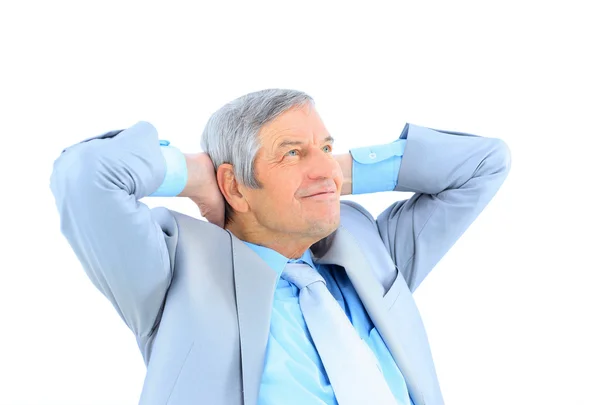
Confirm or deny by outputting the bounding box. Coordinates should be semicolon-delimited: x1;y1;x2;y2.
281;262;325;290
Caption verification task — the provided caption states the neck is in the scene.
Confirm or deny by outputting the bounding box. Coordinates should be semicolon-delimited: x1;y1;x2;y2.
226;218;316;260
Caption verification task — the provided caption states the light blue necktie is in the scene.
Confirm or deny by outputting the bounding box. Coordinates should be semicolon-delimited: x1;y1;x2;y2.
281;262;398;405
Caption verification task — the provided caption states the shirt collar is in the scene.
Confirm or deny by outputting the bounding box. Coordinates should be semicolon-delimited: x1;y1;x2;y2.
243;241;316;278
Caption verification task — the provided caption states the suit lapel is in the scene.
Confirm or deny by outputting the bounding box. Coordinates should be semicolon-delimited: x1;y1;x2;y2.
228;231;278;405
228;226;425;405
311;226;425;405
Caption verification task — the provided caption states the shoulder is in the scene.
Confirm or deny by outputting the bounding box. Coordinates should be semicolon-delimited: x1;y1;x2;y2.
151;207;231;245
340;200;377;230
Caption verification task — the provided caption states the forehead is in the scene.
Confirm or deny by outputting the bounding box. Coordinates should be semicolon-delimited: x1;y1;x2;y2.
258;104;328;147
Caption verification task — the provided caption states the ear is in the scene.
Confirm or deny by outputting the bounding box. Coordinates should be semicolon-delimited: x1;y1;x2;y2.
216;164;249;214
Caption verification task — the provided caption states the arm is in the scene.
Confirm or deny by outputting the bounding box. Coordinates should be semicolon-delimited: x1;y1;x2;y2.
50;121;201;341
372;123;511;292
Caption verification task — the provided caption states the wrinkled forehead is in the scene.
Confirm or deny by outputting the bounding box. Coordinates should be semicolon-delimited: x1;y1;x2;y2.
258;104;332;154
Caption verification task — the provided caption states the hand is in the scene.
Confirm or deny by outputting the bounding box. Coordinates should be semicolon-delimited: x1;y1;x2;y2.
182;153;226;228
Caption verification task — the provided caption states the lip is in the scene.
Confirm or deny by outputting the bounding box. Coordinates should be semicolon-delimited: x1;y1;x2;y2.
302;191;337;199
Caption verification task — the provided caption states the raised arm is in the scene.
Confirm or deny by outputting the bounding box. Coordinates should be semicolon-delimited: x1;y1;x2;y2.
375;123;511;292
50;122;184;346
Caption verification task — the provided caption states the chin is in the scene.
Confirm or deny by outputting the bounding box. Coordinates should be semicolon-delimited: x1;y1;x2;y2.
307;215;339;236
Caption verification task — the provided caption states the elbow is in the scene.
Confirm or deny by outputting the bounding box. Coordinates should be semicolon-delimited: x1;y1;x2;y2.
50;146;101;213
51;145;92;185
485;138;512;178
497;139;512;171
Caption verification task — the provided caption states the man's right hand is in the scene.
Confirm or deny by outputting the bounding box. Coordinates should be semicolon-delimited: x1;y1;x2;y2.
181;152;226;228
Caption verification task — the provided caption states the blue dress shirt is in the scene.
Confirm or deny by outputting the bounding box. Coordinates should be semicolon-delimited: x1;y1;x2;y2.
245;244;414;405
150;138;413;405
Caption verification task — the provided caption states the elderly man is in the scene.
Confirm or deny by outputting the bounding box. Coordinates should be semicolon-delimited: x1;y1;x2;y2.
50;89;511;405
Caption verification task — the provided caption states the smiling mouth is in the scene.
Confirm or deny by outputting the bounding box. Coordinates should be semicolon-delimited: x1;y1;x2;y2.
303;191;336;198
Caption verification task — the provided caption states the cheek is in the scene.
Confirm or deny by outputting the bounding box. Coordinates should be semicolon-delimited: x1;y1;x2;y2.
264;179;299;207
331;162;344;189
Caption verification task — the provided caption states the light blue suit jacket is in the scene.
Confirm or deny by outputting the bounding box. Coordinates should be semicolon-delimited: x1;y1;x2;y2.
50;121;511;405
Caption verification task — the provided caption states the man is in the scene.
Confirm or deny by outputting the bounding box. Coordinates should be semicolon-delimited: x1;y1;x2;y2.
50;88;511;405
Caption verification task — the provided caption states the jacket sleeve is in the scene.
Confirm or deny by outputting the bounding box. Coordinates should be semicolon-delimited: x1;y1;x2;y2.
50;121;176;338
376;123;512;292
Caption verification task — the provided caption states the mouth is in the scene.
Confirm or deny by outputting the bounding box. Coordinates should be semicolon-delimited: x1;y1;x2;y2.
302;191;336;199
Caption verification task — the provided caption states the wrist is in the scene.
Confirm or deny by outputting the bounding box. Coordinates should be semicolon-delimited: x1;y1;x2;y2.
149;142;188;197
334;153;353;195
179;153;207;198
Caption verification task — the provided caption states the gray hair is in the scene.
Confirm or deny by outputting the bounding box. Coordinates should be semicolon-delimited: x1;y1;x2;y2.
200;88;315;224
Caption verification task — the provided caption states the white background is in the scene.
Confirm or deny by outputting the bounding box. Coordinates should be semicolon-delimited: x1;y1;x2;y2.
1;1;598;404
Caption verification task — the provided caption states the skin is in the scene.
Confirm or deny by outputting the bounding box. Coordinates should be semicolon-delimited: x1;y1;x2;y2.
180;103;353;259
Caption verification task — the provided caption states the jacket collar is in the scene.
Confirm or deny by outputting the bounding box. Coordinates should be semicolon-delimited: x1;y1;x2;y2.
228;226;423;405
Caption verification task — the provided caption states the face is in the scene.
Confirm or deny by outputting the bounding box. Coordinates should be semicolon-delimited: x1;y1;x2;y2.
242;103;343;242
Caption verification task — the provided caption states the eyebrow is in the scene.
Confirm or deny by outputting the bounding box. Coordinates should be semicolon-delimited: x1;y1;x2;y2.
275;135;335;151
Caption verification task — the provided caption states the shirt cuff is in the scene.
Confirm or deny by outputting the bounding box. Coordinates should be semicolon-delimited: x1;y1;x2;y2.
149;140;188;197
349;139;406;194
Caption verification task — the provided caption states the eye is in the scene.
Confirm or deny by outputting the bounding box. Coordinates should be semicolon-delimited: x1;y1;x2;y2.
286;149;300;157
323;145;332;153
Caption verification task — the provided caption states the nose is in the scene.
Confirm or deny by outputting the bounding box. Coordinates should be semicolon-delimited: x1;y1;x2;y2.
305;145;341;181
